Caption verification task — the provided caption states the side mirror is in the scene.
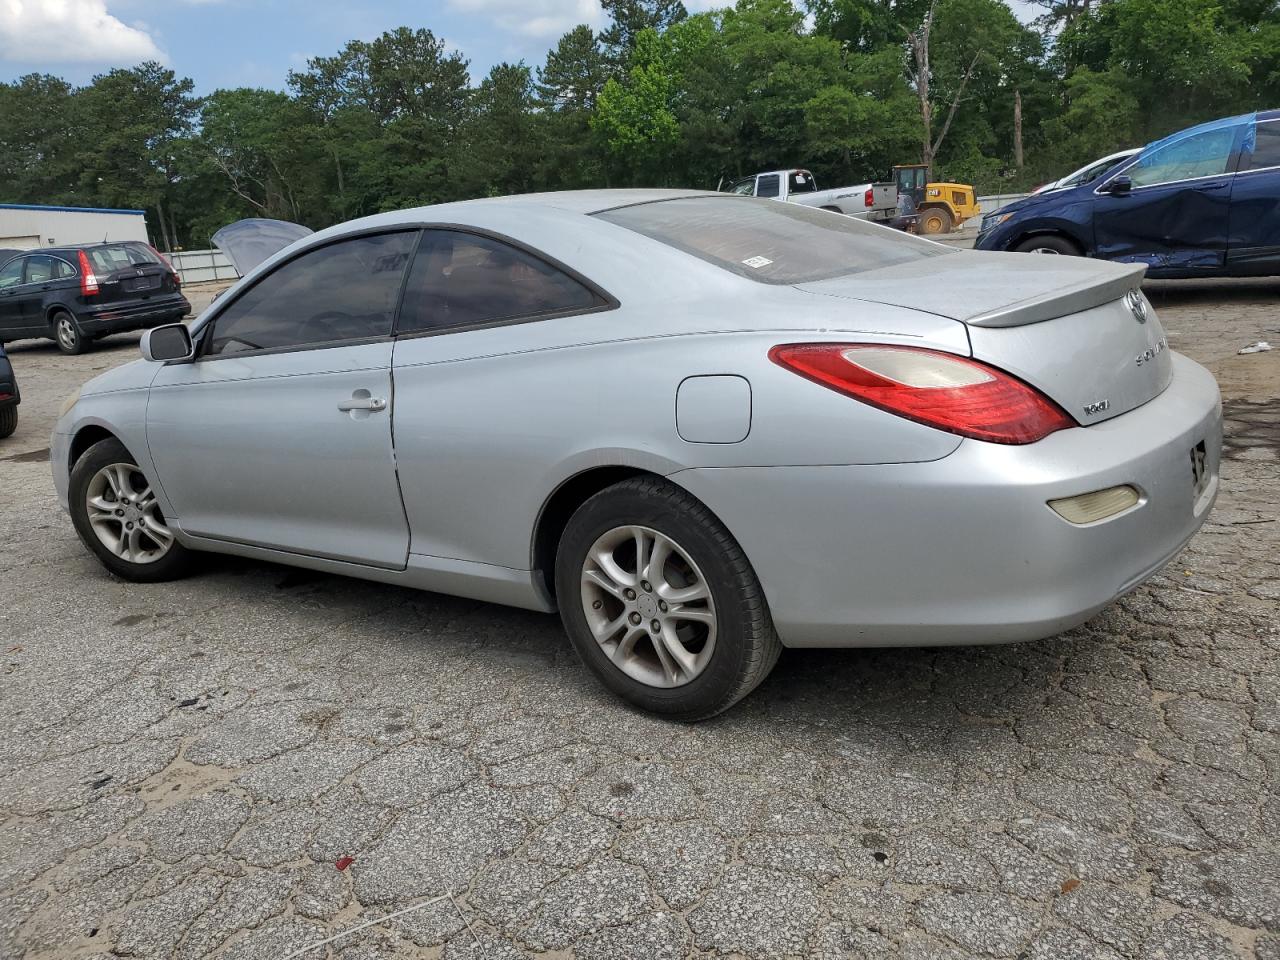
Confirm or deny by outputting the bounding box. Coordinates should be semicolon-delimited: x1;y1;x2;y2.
140;323;194;363
1105;175;1132;196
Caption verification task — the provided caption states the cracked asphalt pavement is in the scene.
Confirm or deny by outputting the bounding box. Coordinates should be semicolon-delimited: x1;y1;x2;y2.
0;278;1277;959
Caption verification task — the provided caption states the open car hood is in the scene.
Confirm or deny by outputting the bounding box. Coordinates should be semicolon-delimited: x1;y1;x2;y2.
212;219;313;276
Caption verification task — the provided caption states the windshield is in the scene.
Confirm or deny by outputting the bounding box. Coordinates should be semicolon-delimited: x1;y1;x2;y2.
595;196;950;284
1062;153;1134;188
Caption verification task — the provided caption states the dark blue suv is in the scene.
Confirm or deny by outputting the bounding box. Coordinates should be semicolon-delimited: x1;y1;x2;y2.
976;110;1280;278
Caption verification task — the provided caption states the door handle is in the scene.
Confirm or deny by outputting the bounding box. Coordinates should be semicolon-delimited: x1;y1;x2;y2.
1198;181;1229;191
337;394;387;412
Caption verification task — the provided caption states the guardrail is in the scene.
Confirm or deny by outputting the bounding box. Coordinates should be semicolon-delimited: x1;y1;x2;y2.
163;249;239;285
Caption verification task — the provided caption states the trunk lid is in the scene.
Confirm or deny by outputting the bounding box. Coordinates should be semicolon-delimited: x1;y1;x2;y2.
797;250;1173;425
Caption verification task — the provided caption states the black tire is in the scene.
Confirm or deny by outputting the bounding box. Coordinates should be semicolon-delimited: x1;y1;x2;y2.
1014;234;1082;256
555;476;781;721
0;405;15;439
69;438;195;582
51;310;88;355
919;205;953;235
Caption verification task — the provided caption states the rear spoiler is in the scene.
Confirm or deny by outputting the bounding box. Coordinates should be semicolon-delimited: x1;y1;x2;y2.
965;261;1147;328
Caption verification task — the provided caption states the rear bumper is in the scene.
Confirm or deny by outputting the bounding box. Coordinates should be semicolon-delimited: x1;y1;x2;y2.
674;352;1222;648
80;296;190;335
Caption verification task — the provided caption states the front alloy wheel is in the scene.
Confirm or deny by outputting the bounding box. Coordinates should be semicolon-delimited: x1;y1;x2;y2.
69;438;194;582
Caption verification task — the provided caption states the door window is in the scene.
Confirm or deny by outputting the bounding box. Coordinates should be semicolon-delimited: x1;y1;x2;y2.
1242;120;1280;171
1127;127;1238;187
0;259;23;290
397;231;607;335
756;174;781;198
789;171;817;194
727;178;755;196
23;256;54;284
206;231;416;356
55;259;76;279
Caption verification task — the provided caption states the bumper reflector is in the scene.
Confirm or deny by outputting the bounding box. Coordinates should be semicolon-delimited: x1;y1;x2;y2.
1048;485;1141;525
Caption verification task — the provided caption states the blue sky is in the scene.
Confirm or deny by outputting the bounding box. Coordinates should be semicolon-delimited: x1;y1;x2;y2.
0;0;1038;94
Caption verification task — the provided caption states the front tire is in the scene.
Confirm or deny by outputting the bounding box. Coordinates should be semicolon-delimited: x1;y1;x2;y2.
1014;235;1081;256
69;438;194;582
555;477;781;721
920;206;953;235
52;310;88;355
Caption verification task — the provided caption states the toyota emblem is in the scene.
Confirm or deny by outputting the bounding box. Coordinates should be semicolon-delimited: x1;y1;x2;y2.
1124;289;1148;323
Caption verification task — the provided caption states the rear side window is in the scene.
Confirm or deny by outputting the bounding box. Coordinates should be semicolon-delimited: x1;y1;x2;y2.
206;232;416;355
85;243;161;274
24;256;54;284
596;196;950;284
789;171;817;194
397;230;605;335
56;259;76;279
756;174;781;198
1243;121;1280;171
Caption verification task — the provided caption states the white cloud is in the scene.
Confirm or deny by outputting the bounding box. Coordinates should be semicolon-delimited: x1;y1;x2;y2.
447;0;606;39
0;0;165;65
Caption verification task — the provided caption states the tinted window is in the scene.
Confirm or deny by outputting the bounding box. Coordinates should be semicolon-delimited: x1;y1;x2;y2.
55;259;76;279
207;232;415;355
0;259;22;289
789;171;817;194
1243;121;1280;170
756;174;780;198
85;243;161;274
596;196;950;285
397;231;604;335
24;256;54;284
1128;127;1237;187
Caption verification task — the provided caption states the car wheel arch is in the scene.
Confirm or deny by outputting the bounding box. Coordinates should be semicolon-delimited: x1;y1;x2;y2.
69;425;123;473
1010;228;1087;256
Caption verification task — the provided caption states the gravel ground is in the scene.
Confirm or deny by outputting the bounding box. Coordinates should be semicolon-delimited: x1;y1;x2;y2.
0;277;1276;960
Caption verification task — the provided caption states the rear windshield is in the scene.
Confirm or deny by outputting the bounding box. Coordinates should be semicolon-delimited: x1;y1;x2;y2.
594;196;950;284
85;242;161;274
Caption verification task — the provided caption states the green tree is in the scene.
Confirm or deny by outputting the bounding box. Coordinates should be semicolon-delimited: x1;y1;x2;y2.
592;29;681;183
600;0;689;70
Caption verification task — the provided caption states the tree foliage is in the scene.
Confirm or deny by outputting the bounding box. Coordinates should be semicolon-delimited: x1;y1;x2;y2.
0;0;1272;247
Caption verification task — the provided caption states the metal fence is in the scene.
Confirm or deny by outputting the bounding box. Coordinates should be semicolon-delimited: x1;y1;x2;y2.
164;248;239;285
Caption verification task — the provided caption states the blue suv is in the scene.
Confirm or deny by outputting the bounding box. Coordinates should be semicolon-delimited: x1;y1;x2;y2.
976;110;1280;277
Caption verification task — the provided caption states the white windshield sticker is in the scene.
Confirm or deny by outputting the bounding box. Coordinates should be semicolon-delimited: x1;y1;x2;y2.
742;256;773;269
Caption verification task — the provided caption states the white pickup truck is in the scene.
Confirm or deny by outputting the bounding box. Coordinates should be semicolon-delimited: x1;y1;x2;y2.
723;169;899;222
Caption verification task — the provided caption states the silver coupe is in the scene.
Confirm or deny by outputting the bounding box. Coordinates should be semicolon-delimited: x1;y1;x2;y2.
52;192;1222;719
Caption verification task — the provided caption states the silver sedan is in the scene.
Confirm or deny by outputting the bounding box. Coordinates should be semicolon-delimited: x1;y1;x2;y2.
51;191;1222;719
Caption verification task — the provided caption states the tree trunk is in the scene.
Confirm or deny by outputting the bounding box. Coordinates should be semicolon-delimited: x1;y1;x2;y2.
155;199;172;253
910;6;935;175
1014;89;1024;169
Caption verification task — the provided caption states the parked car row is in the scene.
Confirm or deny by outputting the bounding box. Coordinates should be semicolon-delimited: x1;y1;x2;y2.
978;109;1280;277
0;241;190;354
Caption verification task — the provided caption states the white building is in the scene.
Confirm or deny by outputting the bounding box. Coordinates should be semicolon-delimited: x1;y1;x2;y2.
0;203;149;251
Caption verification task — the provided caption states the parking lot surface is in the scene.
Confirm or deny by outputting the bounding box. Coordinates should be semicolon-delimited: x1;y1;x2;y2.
0;279;1277;959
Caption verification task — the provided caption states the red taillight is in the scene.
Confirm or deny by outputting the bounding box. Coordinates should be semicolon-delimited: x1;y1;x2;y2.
769;343;1075;445
864;187;875;208
77;250;99;296
150;245;181;288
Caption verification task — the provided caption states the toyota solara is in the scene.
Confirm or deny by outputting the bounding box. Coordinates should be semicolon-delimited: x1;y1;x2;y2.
52;192;1222;719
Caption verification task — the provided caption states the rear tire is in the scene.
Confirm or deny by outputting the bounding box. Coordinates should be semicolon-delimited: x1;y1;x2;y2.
69;438;194;582
0;405;15;439
52;310;88;355
555;476;781;721
920;206;953;235
1014;235;1082;256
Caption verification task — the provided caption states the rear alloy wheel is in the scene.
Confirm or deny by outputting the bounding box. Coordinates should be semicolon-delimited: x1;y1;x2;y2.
0;405;15;439
920;206;953;235
1014;235;1081;256
69;438;194;582
53;311;88;355
556;477;781;720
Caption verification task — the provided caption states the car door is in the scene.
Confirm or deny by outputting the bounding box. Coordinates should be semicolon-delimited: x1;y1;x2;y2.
1093;123;1243;273
1225;116;1280;275
146;230;418;568
0;258;25;339
19;255;57;330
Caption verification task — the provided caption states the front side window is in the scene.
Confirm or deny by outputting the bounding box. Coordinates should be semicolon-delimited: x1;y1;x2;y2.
1242;120;1280;171
24;256;54;284
756;174;781;198
397;230;605;335
0;259;24;289
1127;127;1238;187
206;232;416;356
596;195;950;285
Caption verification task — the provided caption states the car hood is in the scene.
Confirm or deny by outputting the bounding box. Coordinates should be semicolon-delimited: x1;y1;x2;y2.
80;358;155;397
797;249;1145;328
212;218;313;275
